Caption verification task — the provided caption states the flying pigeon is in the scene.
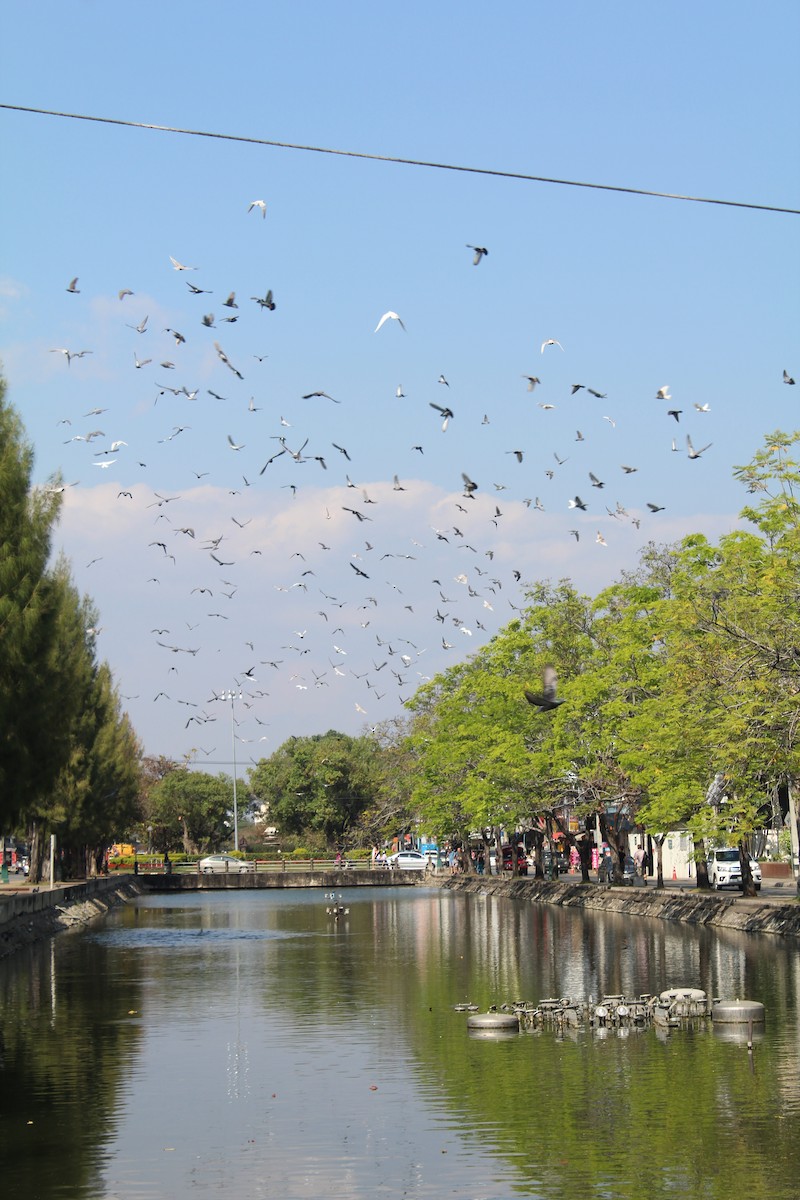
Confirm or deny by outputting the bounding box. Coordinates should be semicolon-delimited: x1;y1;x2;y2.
524;665;565;712
374;311;406;333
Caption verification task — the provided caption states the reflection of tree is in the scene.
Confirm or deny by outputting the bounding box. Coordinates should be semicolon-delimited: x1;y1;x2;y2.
0;935;143;1197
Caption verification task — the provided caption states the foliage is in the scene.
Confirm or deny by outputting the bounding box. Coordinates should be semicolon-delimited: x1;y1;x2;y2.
248;730;378;844
146;768;236;853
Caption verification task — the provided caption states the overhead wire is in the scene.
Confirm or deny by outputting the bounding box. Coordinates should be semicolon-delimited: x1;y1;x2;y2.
1;102;798;216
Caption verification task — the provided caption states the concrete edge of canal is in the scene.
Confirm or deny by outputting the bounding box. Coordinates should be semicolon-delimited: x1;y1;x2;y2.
433;874;800;937
0;877;141;960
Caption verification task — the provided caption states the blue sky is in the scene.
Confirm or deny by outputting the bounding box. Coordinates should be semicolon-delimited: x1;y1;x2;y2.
1;1;798;774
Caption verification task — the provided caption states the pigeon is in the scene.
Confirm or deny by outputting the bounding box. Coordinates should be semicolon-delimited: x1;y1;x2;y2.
568;496;587;511
687;434;712;459
541;339;564;353
169;256;197;271
66;277;80;293
524;665;565;712
248;200;267;218
656;386;672;400
466;245;488;265
647;502;665;512
374;311;406;333
784;370;795;385
430;402;454;431
251;289;276;311
522;376;541;391
667;409;682;422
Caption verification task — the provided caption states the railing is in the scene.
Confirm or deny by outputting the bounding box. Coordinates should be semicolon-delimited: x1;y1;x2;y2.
135;858;400;875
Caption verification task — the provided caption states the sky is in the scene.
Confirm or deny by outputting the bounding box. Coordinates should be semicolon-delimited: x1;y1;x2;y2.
1;1;798;776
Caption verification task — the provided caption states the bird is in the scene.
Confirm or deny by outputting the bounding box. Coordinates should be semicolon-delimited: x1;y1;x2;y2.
589;472;605;489
466;245;488;264
251;289;276;310
49;348;92;367
430;402;454;431
524;665;565;712
374;311;406;333
667;409;682;422
126;314;149;333
693;402;710;413
227;433;246;451
541;339;564;353
66;277;80;293
656;386;672;400
185;281;210;294
647;502;665;512
687;435;712;459
118;288;134;300
784;370;795;385
522;376;541;391
248;200;267;218
568;496;587;511
214;342;244;379
303;391;339;403
596;530;607;546
437;374;449;387
133;353;152;369
223;292;238;308
169;256;197;271
461;472;478;496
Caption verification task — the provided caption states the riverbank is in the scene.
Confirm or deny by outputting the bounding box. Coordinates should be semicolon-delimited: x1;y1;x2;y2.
0;877;141;960
432;874;800;937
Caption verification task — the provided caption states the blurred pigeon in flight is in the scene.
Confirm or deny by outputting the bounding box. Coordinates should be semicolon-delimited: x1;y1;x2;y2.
524;665;565;712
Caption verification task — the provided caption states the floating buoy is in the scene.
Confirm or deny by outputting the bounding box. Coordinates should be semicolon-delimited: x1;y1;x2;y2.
467;1012;520;1032
712;999;765;1025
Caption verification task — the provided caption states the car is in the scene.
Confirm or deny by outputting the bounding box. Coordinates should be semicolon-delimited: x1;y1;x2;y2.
198;854;250;874
501;846;528;875
388;850;428;871
708;848;762;892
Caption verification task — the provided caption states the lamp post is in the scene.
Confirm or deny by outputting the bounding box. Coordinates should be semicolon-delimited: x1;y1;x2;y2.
220;688;242;852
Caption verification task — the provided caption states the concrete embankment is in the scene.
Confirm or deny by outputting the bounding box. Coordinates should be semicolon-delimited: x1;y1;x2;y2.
0;877;141;960
434;875;800;938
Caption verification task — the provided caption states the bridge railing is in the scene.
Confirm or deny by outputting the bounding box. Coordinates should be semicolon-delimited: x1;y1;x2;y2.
137;858;398;875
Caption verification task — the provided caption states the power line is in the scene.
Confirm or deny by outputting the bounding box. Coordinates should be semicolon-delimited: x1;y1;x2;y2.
2;101;798;216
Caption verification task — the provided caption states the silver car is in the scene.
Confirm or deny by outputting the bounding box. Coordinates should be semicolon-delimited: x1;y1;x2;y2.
198;854;250;874
388;850;428;871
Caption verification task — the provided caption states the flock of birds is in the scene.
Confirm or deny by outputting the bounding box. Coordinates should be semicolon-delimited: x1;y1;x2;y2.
36;213;795;764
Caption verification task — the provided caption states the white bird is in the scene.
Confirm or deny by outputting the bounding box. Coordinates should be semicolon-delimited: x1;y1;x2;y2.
596;531;607;546
93;459;116;469
49;348;92;367
227;435;245;451
169;256;197;271
374;311;406;333
248;200;267;218
693;402;710;413
687;434;712;459
656;386;671;400
540;339;564;354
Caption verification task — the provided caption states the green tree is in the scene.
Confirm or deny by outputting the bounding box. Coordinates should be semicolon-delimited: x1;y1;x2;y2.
248;731;375;845
147;769;236;854
0;380;69;826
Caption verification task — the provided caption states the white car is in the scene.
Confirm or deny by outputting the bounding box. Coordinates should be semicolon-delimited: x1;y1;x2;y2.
709;849;762;892
388;850;428;871
198;854;250;874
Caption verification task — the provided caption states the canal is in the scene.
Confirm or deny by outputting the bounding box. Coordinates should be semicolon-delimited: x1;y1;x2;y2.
1;885;798;1199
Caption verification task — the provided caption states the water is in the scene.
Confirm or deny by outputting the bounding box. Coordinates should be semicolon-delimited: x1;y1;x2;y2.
1;886;799;1199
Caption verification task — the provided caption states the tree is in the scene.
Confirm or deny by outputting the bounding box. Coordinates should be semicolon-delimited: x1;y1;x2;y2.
146;769;235;854
248;731;376;844
0;380;69;827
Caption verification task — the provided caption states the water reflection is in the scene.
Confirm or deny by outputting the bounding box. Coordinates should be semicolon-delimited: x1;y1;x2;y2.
0;887;798;1199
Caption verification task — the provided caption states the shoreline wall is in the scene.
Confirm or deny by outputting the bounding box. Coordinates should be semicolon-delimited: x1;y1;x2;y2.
0;877;141;960
433;874;800;938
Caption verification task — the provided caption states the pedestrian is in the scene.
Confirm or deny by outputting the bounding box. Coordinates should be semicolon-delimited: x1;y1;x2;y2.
633;844;646;885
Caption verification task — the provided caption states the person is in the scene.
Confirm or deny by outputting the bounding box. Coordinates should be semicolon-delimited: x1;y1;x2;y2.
599;848;613;883
476;849;485;875
633;844;647;885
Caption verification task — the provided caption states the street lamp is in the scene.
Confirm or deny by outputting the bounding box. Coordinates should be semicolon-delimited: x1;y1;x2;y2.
219;688;243;852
